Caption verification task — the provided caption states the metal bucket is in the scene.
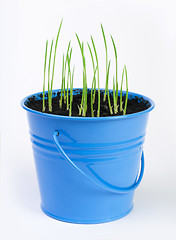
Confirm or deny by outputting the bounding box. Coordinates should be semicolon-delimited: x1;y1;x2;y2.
21;90;154;224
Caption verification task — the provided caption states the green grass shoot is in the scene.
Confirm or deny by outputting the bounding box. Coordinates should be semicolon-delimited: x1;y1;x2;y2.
43;40;48;112
64;41;71;103
123;65;128;115
120;66;125;112
60;54;65;108
69;66;75;116
90;66;98;117
91;36;100;117
101;24;109;102
111;35;118;103
106;60;113;114
76;34;87;117
49;19;63;111
87;42;96;104
48;39;54;112
67;48;72;110
113;76;118;114
42;21;129;117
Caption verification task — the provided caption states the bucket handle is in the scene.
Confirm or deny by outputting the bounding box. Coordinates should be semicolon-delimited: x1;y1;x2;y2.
53;130;144;194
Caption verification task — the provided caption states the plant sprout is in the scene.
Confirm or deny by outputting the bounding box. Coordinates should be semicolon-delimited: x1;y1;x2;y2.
48;39;54;112
120;67;124;112
123;65;128;115
66;48;72;110
42;20;129;117
42;40;48;112
60;41;71;108
60;53;65;108
101;24;108;102
106;60;113;114
111;35;118;113
76;34;87;117
90;66;98;117
69;66;75;116
101;24;114;115
113;76;118;113
87;42;96;103
120;65;128;114
91;36;100;117
46;19;63;112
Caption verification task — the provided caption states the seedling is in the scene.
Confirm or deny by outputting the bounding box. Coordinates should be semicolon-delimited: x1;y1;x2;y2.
111;35;118;113
42;20;129;117
91;36;101;117
47;19;63;112
47;39;54;112
101;24;108;102
87;42;96;104
120;65;128;114
42;40;48;112
76;34;87;117
69;66;75;116
106;60;113;115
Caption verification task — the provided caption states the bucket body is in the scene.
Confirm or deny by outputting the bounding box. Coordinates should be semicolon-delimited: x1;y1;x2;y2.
21;90;154;224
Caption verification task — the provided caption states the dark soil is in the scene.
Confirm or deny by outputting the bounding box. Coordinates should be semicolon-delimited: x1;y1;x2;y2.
25;89;151;117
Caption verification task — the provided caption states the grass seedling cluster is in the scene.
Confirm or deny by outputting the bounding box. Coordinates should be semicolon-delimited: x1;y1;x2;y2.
42;19;128;117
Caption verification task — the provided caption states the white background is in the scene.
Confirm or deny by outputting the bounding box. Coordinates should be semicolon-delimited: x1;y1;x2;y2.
0;0;176;239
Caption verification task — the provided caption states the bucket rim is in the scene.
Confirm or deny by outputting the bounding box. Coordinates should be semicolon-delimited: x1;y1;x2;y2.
21;89;155;121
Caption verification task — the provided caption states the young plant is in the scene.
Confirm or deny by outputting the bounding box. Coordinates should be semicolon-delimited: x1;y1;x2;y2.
76;34;87;117
64;41;71;103
60;53;65;108
42;40;48;112
101;24;109;102
59;41;71;108
123;65;128;115
106;60;113;115
120;65;128;114
111;35;118;113
42;21;128;117
87;42;96;104
48;19;63;112
90;66;98;117
48;39;54;112
66;48;72;110
113;76;118;113
120;67;124;112
91;36;100;117
69;66;75;116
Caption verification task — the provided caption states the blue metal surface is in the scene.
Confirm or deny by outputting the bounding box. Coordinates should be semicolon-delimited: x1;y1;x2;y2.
21;89;154;224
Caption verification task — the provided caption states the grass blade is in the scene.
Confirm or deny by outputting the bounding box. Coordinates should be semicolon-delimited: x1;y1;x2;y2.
60;54;65;108
50;19;63;111
43;40;48;112
91;66;98;117
64;41;71;103
69;65;75;116
111;35;118;103
91;36;100;117
113;76;118;114
123;65;128;115
48;39;54;112
120;66;125;112
101;24;108;101
106;60;113;114
76;34;87;116
87;42;96;103
67;48;72;110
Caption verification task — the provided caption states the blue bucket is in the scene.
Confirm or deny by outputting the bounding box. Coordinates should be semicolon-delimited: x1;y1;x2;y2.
21;89;154;224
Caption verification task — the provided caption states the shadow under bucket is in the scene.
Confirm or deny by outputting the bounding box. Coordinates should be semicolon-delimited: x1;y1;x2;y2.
21;90;154;224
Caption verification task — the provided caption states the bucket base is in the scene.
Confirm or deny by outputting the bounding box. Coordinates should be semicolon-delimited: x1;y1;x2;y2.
41;205;133;224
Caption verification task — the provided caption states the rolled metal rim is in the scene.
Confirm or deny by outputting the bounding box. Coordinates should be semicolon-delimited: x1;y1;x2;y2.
21;89;155;121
